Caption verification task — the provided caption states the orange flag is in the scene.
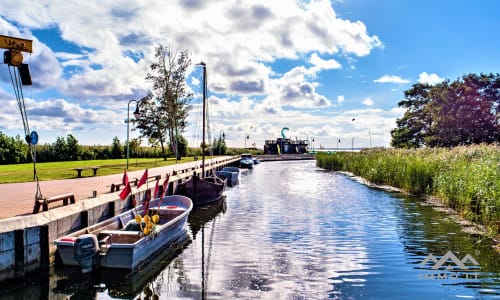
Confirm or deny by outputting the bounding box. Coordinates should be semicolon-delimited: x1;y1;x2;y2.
137;169;148;188
119;183;131;200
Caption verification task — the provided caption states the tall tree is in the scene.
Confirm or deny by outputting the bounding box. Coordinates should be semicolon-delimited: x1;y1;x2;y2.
111;136;122;159
135;45;193;160
391;83;433;148
391;73;500;148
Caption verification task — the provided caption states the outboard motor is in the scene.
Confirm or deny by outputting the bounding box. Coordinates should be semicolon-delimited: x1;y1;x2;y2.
74;234;99;273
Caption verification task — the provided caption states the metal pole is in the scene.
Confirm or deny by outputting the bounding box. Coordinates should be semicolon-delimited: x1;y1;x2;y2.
126;99;137;169
201;62;206;180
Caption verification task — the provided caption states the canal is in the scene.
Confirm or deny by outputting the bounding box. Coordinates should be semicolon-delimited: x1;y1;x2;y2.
1;160;499;299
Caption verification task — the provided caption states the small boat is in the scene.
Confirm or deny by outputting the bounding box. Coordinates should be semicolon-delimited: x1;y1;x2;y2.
54;195;193;272
215;167;239;187
180;62;226;206
182;173;226;206
239;153;254;169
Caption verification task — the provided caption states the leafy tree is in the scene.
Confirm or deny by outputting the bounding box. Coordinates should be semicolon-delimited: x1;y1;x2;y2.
53;136;67;160
391;73;500;148
136;44;193;160
212;135;227;155
111;136;123;159
169;134;188;158
66;134;80;160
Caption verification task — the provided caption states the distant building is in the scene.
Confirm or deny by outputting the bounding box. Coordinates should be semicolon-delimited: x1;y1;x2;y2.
264;138;308;154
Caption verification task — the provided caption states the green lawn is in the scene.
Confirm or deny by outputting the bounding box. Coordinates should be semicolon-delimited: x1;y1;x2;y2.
0;157;197;183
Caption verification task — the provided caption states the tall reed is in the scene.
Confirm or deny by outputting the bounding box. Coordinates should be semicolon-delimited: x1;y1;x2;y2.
316;145;499;232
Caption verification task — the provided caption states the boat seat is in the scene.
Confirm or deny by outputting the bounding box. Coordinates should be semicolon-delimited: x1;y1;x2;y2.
149;206;185;219
98;230;142;245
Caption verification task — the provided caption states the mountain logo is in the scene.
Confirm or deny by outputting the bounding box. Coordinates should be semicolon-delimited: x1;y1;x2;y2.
419;251;480;270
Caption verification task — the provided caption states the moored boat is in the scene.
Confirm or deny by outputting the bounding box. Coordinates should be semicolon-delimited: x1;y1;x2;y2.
54;195;193;272
215;167;239;187
239;153;254;169
179;62;226;206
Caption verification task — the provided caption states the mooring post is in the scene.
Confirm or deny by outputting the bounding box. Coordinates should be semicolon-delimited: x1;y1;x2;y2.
14;229;25;278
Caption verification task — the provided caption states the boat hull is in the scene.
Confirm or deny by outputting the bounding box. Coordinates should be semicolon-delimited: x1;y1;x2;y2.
54;195;193;270
181;175;226;207
215;170;238;187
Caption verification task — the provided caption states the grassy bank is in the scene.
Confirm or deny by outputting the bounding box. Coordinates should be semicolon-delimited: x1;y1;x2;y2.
316;145;499;233
0;157;196;183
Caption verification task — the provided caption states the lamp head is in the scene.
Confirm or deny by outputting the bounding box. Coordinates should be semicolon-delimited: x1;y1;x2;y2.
133;105;140;119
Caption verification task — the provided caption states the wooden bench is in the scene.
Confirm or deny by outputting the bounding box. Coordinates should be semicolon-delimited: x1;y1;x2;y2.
73;166;100;178
33;192;76;213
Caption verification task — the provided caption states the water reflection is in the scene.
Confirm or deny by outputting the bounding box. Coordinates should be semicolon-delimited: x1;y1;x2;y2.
0;160;498;299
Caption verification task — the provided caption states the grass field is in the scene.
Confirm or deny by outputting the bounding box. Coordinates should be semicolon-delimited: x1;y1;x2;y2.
0;157;197;183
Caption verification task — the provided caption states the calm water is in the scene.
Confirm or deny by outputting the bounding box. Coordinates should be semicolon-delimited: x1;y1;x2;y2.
1;160;499;299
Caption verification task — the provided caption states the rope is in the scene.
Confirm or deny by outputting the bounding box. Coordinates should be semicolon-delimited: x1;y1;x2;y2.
7;64;44;202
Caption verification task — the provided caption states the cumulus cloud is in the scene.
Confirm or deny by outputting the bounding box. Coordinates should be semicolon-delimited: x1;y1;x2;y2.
0;0;384;145
309;53;342;70
337;95;345;105
418;72;444;85
273;66;333;108
362;97;374;106
374;75;410;84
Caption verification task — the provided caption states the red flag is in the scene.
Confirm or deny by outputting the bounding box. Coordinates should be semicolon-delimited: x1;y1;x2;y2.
153;179;159;198
137;169;148;188
122;170;129;186
161;173;170;198
119;183;131;200
144;189;151;214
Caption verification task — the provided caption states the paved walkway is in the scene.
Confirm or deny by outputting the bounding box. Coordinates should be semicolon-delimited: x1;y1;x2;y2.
0;159;226;219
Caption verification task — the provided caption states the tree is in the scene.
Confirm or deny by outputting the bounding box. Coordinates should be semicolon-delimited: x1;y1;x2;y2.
136;45;193;160
169;134;188;158
212;135;227;155
391;83;433;148
66;134;80;160
391;73;500;148
111;136;122;159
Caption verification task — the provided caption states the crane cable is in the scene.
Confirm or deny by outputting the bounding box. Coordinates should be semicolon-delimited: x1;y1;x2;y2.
7;64;44;202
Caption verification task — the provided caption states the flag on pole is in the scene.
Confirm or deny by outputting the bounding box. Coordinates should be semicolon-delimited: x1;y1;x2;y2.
137;169;148;188
160;173;170;198
122;170;129;186
153;178;159;198
144;189;151;214
119;183;131;200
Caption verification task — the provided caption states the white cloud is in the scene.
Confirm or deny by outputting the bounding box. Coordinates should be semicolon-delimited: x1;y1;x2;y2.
418;72;444;85
309;53;342;70
374;75;410;84
362;97;374;106
337;95;345;105
0;0;384;146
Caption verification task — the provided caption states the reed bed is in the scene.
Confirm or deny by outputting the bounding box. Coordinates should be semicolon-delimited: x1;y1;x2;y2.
316;145;499;233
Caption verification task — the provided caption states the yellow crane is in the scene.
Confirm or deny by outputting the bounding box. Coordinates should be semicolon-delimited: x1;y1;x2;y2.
1;34;33;84
1;34;44;207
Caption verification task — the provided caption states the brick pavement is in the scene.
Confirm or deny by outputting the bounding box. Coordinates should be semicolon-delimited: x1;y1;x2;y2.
0;160;214;219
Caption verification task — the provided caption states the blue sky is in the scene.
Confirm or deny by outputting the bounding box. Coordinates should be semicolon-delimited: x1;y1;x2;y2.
0;0;499;149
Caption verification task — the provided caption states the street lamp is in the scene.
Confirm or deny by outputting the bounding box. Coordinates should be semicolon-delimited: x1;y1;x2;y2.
126;99;140;169
219;130;225;155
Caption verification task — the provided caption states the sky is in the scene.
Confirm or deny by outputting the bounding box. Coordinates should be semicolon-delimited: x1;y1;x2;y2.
0;0;499;149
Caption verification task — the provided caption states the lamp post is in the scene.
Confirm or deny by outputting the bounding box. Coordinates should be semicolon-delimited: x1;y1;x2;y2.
219;130;225;155
126;99;140;169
